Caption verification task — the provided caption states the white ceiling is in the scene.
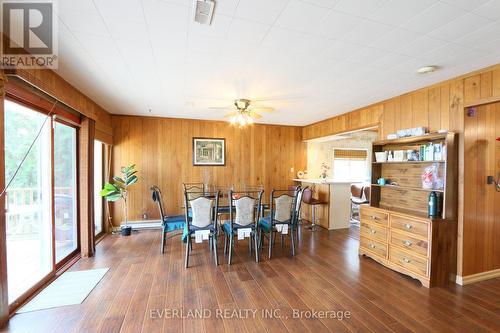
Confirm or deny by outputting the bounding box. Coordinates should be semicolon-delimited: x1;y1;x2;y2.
54;0;500;125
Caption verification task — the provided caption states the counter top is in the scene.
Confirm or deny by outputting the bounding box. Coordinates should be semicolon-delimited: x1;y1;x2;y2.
293;178;362;184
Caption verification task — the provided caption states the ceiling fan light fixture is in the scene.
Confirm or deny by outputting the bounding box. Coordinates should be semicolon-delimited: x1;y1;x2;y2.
417;65;439;74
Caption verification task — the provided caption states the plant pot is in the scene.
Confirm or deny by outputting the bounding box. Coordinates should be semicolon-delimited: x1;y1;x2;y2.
121;226;132;236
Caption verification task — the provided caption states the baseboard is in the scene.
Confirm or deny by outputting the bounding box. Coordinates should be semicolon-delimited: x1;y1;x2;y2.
456;268;500;285
118;220;162;230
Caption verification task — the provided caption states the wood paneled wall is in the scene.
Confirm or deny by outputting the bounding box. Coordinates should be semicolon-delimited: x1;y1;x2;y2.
110;116;306;224
302;63;500;278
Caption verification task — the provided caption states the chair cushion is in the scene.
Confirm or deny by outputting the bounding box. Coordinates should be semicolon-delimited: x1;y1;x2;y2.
221;222;232;235
163;214;185;224
258;216;272;232
351;197;368;205
164;221;185;233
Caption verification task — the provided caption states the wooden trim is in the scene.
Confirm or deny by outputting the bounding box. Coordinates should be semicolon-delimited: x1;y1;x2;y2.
5;80;81;124
463;95;500;108
0;76;8;328
456;268;500;285
79;117;95;257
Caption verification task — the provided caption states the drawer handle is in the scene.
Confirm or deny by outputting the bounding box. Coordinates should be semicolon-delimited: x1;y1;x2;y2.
371;216;380;221
402;257;411;264
369;244;376;249
403;240;412;247
370;229;377;234
404;223;413;230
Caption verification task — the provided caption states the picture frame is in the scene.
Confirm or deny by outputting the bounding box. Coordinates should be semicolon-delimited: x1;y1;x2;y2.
192;137;226;166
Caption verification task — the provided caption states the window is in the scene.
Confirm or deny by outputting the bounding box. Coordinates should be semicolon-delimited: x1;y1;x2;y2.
332;149;369;182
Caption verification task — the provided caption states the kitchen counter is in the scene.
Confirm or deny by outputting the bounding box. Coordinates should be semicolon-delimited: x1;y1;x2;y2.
294;179;362;230
293;178;357;184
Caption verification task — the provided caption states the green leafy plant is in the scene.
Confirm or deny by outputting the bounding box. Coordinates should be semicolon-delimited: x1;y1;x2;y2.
100;164;138;228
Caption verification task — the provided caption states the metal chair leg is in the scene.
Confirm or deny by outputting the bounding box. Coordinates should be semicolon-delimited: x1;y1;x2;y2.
280;233;284;249
228;235;233;265
290;226;295;256
185;237;190;268
268;230;273;259
308;205;318;231
161;230;166;254
213;234;218;266
254;232;259;263
224;233;228;255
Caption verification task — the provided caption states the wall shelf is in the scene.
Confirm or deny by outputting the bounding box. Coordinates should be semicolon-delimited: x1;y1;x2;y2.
370;183;444;193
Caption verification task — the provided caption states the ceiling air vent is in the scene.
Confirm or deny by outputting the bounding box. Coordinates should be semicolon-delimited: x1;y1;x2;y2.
194;0;215;25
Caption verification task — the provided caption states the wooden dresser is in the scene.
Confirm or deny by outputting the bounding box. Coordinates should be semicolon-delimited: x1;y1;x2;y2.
359;132;457;287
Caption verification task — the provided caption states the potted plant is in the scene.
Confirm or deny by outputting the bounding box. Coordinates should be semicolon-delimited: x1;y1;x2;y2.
100;164;138;236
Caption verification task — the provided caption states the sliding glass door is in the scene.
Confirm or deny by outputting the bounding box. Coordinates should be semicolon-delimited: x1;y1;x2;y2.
4;100;53;303
54;122;78;263
4;99;79;305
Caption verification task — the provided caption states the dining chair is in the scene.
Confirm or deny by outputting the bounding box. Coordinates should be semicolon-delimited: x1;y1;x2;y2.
221;189;263;264
258;186;303;259
150;186;186;254
183;190;220;268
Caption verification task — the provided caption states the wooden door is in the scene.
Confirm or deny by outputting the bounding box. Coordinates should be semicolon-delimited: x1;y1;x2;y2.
463;102;500;276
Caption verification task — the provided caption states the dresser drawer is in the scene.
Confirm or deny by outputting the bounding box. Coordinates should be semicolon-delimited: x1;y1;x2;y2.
360;237;388;258
360;206;389;227
391;214;429;238
360;221;388;242
390;230;429;257
389;247;428;277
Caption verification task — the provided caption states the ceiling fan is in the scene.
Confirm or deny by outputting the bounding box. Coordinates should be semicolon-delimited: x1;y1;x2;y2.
209;99;274;127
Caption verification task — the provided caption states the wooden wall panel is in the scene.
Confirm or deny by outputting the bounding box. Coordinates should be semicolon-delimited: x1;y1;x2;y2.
110;116;306;225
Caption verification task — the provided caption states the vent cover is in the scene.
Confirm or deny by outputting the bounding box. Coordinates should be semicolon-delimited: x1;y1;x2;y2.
194;0;215;25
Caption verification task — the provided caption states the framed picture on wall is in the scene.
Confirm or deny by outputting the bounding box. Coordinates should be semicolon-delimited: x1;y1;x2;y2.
193;137;226;166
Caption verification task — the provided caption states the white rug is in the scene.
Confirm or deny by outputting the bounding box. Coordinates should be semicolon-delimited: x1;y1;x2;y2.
17;268;109;313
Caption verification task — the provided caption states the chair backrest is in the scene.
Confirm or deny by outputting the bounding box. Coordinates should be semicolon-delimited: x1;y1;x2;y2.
350;184;363;198
363;185;371;202
301;187;312;204
270;188;299;223
184;191;220;229
229;190;263;227
150;186;165;224
293;186;306;225
183;182;206;194
244;184;263;195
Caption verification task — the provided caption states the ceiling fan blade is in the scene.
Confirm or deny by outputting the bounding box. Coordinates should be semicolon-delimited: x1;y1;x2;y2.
209;106;233;110
249;106;274;113
249;112;263;119
250;94;305;102
224;112;238;118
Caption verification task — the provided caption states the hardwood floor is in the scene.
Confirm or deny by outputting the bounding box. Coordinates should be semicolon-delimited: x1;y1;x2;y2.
3;225;500;333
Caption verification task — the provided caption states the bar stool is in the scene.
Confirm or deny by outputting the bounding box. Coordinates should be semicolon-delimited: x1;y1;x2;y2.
350;184;366;222
302;187;327;231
